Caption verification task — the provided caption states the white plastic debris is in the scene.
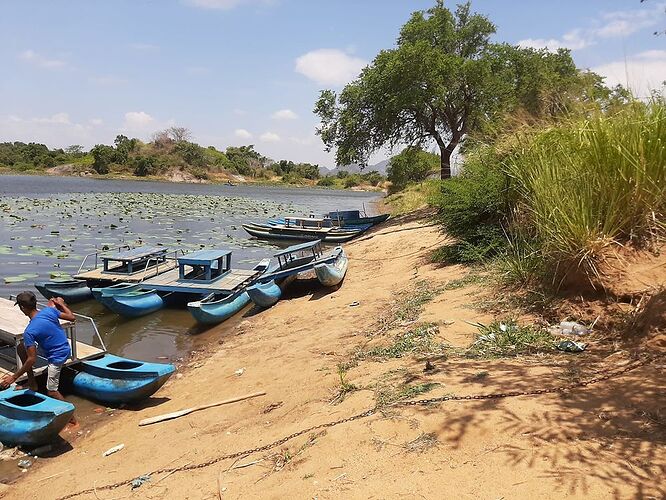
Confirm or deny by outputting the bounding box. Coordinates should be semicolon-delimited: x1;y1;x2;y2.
102;444;125;457
234;368;245;376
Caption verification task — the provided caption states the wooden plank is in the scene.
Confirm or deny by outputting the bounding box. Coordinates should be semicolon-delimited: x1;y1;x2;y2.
74;261;177;282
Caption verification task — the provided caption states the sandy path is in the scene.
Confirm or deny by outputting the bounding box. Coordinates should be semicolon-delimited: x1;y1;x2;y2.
8;216;665;499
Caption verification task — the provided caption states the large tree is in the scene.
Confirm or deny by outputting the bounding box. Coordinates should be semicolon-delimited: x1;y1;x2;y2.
316;2;512;179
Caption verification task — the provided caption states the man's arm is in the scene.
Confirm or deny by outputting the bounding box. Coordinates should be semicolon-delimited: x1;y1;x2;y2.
0;345;37;389
53;297;76;322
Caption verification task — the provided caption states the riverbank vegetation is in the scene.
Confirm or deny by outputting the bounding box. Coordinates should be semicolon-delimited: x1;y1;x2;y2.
325;1;665;304
0;128;385;190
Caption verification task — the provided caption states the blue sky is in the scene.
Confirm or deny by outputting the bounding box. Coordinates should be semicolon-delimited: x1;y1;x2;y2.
1;0;664;167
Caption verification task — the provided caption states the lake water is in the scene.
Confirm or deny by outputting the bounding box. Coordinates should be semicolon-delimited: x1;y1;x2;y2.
0;175;379;362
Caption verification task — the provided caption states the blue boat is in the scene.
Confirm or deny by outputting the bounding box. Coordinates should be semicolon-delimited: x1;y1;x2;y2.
326;210;390;227
104;289;164;318
246;280;283;308
92;282;141;302
246;241;344;308
187;291;251;325
314;246;349;286
186;259;270;324
35;280;93;303
0;387;75;446
243;216;368;243
70;354;175;405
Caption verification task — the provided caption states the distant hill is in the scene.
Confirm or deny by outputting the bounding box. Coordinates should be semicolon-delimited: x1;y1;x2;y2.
320;159;390;177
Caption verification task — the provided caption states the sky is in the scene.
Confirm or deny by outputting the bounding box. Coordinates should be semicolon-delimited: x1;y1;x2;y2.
1;0;665;168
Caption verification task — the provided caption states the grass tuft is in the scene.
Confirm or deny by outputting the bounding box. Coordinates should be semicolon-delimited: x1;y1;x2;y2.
465;319;556;358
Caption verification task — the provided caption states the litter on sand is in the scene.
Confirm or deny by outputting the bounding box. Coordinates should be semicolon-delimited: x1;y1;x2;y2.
556;340;587;353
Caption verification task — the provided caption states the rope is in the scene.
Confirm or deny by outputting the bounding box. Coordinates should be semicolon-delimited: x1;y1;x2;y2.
56;356;653;499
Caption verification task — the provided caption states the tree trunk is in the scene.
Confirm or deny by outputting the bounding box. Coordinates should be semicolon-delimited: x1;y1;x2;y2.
440;146;453;180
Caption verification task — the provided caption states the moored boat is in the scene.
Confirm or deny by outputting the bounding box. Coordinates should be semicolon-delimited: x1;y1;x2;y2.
69;353;175;405
187;291;251;325
243;218;366;243
314;246;349;286
326;210;390;227
0;387;75;446
92;282;141;302
104;289;164;318
34;280;93;303
246;280;283;308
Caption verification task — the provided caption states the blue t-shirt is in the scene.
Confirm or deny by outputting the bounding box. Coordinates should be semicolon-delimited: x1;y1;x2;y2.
23;307;71;365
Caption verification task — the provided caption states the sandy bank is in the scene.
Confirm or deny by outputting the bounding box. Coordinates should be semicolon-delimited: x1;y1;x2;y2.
7;214;665;499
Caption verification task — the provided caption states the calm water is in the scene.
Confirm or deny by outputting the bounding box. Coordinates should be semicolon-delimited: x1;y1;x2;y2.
0;175;379;362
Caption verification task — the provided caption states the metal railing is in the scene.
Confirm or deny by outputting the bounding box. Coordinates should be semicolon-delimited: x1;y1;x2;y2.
77;244;131;274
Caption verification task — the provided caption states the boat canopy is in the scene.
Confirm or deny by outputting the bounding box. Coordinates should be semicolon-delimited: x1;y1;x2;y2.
328;210;361;220
101;246;168;273
274;240;323;269
283;216;333;229
177;249;232;281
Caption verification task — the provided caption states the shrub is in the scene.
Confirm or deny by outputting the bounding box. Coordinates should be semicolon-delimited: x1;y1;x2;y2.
90;144;115;174
317;176;336;187
344;174;361;188
431;147;511;263
133;155;158;177
387;147;439;191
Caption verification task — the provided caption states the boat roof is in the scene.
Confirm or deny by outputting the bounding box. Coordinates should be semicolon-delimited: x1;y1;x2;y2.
273;240;322;257
101;245;166;262
328;210;361;217
178;249;231;265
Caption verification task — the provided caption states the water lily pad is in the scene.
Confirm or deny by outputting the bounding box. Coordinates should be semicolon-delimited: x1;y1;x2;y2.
4;276;27;283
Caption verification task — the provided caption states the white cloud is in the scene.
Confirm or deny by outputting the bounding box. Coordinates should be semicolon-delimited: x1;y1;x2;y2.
518;3;664;53
89;118;104;126
122;111;163;135
260;131;280;143
233;108;247;116
234;128;252;139
518;30;589;51
593;50;666;98
295;49;367;86
271;109;298;120
33;112;71;125
18;49;66;69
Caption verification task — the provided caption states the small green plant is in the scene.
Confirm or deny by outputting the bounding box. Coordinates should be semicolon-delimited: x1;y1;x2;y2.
465;319;555;358
330;365;358;404
361;323;446;359
375;380;440;408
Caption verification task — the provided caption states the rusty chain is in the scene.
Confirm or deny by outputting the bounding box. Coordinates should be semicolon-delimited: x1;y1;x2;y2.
57;355;653;500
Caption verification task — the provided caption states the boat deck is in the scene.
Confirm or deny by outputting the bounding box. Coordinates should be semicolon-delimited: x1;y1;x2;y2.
74;261;177;283
0;298;104;379
141;268;260;294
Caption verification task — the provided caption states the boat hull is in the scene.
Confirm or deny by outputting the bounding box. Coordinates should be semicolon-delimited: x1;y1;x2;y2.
243;223;364;243
105;290;164;318
92;283;141;302
327;213;390;226
0;388;75;446
35;280;92;303
70;354;175;405
187;291;250;325
247;281;282;308
315;247;348;287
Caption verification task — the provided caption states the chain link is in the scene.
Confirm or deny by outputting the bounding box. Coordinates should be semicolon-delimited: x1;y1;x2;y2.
57;356;653;500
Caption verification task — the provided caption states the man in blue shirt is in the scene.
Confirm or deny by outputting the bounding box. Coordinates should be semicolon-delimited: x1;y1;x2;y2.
1;291;77;424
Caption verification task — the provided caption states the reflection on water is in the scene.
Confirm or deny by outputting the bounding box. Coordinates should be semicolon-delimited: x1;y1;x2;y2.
0;175;379;363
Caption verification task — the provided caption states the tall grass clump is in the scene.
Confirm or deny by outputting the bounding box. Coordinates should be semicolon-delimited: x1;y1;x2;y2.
507;102;666;285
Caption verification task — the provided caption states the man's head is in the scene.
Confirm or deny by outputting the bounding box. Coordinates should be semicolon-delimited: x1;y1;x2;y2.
15;291;37;316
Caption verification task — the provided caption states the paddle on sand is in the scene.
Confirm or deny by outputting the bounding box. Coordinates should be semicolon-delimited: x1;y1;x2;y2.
139;391;266;426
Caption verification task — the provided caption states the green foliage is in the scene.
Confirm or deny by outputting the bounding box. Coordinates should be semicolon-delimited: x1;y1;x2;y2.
317;176;336;187
361;323;445;359
271;160;320;180
90;144;115;174
132;155;159;177
506;102;666;283
174;141;206;167
387;147;439;191
362;170;384;186
465;319;555;358
336;170;349;179
431;147;510;263
343;174;361;188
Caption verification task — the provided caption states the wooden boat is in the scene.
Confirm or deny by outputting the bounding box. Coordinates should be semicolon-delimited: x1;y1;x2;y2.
69;353;175;405
314;246;349;286
187;291;251;325
104;289;164;318
92;282;141;302
0;387;75;446
326;210;390;227
243;216;367;243
246;241;344;308
34;279;93;303
186;259;270;324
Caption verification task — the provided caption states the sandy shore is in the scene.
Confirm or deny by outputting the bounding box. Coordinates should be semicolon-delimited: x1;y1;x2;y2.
7;214;665;499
